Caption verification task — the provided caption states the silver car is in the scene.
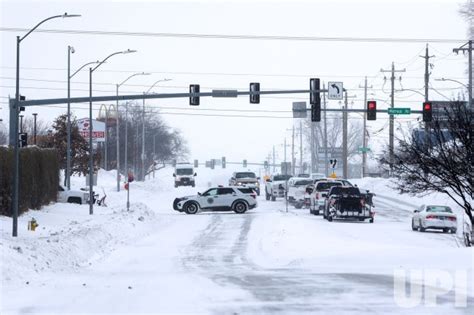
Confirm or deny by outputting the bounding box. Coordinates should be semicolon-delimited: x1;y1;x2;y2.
412;205;457;233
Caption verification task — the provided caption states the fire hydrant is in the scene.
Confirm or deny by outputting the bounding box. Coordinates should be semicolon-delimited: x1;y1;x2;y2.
28;218;39;231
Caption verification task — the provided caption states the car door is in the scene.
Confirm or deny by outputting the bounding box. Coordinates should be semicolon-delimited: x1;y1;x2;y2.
217;188;236;209
199;188;219;209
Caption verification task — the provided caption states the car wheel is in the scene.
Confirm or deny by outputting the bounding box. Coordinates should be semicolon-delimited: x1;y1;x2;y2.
443;228;450;233
271;196;276;201
192;183;195;188
315;210;320;215
184;202;199;215
257;189;260;196
294;202;303;209
174;183;178;188
328;216;333;222
369;218;374;223
419;225;426;232
233;201;248;214
451;228;457;234
265;192;270;201
411;219;418;231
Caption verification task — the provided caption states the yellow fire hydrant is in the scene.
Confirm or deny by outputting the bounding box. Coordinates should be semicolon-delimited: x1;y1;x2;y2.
28;218;39;231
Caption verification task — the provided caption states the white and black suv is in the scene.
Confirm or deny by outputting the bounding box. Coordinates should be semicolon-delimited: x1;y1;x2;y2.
173;186;258;214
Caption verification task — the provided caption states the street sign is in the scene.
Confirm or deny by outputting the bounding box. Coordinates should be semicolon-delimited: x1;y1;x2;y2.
388;108;411;115
212;89;238;98
77;118;105;142
292;102;307;118
358;147;371;153
328;82;343;100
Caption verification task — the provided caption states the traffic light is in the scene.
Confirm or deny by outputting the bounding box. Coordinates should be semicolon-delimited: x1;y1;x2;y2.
367;101;377;120
222;157;226;169
264;160;269;169
194;159;199;168
243;159;247;168
211;159;215;169
422;102;432;122
189;84;200;106
310;78;321;122
19;133;27;147
250;82;260;104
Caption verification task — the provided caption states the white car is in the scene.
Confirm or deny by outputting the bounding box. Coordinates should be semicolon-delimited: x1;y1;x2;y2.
173;186;257;214
287;177;314;205
309;180;343;215
57;185;90;204
265;174;293;201
412;205;457;233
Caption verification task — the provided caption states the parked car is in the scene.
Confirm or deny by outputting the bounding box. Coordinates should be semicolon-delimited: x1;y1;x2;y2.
287;177;314;206
58;185;90;204
173;186;257;214
323;186;375;223
229;171;261;195
265;174;293;201
309;181;343;215
412;205;457;233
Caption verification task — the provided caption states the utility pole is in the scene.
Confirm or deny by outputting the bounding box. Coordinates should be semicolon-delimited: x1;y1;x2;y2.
453;40;473;109
359;77;372;177
291;125;295;175
272;145;275;173
299;120;303;174
284;137;287;164
323;82;328;177
420;44;435;149
32;113;37;145
142;94;146;181
381;62;406;174
310;119;316;173
342;91;348;179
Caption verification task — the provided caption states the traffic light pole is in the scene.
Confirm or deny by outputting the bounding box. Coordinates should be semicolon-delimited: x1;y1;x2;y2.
453;40;473;110
359;77;372;178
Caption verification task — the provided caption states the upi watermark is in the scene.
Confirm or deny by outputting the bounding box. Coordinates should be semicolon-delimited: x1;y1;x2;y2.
393;269;470;308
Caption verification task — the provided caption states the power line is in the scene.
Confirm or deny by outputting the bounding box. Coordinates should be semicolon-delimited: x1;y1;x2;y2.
0;27;465;43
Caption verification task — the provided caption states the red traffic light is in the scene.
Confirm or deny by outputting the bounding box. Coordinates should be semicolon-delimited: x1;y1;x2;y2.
368;101;376;110
424;103;432;110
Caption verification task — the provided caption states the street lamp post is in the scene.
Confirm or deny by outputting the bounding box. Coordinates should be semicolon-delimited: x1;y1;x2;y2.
32;113;37;145
67;50;100;190
88;49;136;215
142;78;171;181
116;72;150;192
11;13;80;237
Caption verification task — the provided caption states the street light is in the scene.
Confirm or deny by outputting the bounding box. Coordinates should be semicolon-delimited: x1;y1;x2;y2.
435;78;469;89
66;46;100;190
142;78;171;181
116;72;150;192
11;12;80;237
88;49;136;215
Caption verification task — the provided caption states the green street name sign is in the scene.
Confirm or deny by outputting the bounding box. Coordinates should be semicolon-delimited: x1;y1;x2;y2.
388;108;411;115
358;147;371;153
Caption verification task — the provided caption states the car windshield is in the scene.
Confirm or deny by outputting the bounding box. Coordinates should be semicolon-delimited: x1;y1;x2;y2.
237;188;254;194
176;168;193;175
294;180;313;186
316;182;342;191
273;175;292;181
426;206;452;213
235;172;256;179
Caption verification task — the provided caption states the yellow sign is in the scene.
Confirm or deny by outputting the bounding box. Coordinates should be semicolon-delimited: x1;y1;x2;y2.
329;172;337;179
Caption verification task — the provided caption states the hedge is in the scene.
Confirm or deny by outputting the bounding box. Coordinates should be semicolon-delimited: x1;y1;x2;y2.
0;147;59;216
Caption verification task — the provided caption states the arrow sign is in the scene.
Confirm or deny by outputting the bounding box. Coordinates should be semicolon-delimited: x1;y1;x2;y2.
328;82;343;100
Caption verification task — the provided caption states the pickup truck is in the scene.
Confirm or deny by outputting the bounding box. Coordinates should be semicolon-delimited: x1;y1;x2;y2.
58;185;90;204
229;171;261;195
264;174;292;201
287;177;314;205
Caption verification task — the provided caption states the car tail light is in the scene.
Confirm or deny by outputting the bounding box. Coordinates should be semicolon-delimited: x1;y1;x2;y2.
360;199;365;207
426;215;438;219
315;193;319;200
448;217;457;221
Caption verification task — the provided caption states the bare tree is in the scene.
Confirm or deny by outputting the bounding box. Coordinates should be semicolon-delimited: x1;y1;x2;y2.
380;101;473;226
0;125;7;145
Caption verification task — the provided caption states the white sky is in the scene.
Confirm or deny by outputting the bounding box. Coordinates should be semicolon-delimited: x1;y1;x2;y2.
0;0;469;165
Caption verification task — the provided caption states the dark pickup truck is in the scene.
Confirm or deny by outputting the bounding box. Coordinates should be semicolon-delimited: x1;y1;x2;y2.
323;186;375;223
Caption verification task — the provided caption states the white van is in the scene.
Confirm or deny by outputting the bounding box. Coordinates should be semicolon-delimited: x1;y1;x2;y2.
173;164;196;188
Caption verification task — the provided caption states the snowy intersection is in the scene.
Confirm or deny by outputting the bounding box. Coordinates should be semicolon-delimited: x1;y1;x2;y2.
1;169;473;314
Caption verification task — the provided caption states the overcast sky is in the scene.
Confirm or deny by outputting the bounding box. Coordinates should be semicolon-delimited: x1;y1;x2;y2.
0;0;469;167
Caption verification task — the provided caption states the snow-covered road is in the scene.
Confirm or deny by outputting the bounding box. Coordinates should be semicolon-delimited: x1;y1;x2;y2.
1;171;473;314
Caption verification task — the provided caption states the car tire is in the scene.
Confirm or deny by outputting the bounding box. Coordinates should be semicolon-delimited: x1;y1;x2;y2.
271;196;276;202
174;183;178;188
369;218;374;223
411;219;418;231
67;197;82;205
419;225;426;232
294;202;303;209
192;183;195;188
184;201;199;215
256;189;260;196
451;228;457;234
315;210;320;215
328;216;333;222
233;201;248;214
443;228;450;233
265;193;270;201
